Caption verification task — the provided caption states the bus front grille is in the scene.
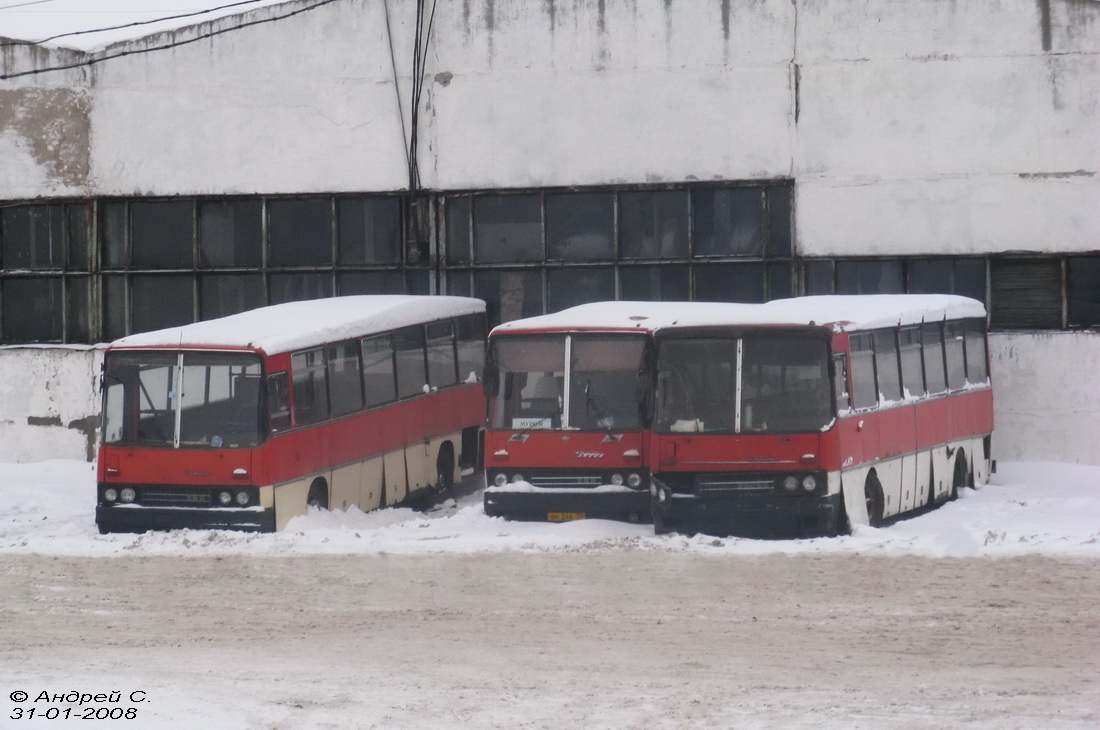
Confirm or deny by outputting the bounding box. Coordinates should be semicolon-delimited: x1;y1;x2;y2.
694;476;774;497
140;489;213;508
529;475;603;489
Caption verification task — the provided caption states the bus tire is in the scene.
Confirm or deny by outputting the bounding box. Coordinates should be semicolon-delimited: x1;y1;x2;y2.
951;452;969;501
307;478;329;511
865;472;885;528
653;514;670;535
435;443;455;493
926;462;936;509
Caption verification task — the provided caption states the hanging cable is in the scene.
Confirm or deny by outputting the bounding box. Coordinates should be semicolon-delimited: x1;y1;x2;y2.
0;0;340;79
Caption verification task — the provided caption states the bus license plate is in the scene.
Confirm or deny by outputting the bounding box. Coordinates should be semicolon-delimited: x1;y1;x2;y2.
548;512;586;522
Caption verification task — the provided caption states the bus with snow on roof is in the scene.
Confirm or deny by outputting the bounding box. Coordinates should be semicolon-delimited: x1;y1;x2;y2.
96;295;486;533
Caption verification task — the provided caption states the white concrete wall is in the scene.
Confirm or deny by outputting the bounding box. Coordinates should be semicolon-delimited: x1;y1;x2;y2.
0;347;102;463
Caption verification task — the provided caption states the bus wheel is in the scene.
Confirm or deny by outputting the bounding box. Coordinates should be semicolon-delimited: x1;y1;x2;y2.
951;453;969;501
865;473;885;528
307;478;329;511
435;443;455;493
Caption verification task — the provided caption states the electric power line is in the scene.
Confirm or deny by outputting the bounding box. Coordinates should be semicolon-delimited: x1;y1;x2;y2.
0;0;339;79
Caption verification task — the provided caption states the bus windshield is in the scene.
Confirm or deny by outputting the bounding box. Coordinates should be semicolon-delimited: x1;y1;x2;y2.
102;351;265;448
489;334;648;431
655;335;832;434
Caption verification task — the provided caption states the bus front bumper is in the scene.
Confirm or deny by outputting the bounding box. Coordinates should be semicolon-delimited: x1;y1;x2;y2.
650;487;844;538
483;485;651;523
95;505;276;534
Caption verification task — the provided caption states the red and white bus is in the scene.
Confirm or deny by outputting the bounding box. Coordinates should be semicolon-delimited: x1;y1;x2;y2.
481;302;664;523
96;295;486;533
648;295;993;537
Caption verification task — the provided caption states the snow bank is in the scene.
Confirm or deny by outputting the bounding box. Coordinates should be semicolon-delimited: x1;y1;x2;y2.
1;461;1098;558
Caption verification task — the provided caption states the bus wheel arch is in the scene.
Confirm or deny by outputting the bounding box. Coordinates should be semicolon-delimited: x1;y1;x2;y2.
435;441;456;493
865;470;885;528
307;477;329;511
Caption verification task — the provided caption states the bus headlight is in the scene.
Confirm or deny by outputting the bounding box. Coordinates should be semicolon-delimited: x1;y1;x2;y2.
650;482;658;497
627;472;643;488
781;476;799;493
657;487;671;505
511;473;525;484
120;487;136;503
218;490;233;506
235;491;250;506
609;473;624;486
493;473;508;487
802;475;818;493
103;488;118;503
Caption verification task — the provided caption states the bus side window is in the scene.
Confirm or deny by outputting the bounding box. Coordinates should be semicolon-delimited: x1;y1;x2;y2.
456;313;486;384
873;328;902;403
394;325;428;399
267;371;291;433
426;319;458;389
833;353;850;413
944;321;967;391
964;319;989;384
362;333;397;407
898;326;925;398
327;339;364;417
849;333;877;410
291;348;330;426
921;322;947;394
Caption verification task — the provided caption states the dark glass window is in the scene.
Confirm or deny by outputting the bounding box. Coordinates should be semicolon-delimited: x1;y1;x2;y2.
362;334;397;407
336;271;405;295
394;325;427;399
267;371;291;432
426;319;458;388
326;340;364;416
768;263;793;300
990;259;1061;329
200;273;265;320
803;261;834;295
944;321;967;390
1068;256;1100;328
910;258;985;302
101;202;128;269
1;205;63;270
849;333;877;410
198;201;262;268
2;277;62;341
694;263;765;303
547;267;615;312
67;205;89;271
964;319;988;384
873;328;902;402
103;274;127;340
620;190;689;259
766;186;793;257
455;313;486;384
547;193;614;261
898;326;924;397
337;197;401;265
269;273;332;305
693;188;764;257
268;199;332;266
836;260;904;294
131;275;193;334
291;348;329;426
445;197;472;264
474;195;542;263
65;276;90;342
921;322;947;394
474;269;543;326
620;265;690;301
833;353;850;412
131;201;194;269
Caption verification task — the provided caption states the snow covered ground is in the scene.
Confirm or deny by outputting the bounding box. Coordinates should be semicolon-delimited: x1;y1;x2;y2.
1;460;1098;558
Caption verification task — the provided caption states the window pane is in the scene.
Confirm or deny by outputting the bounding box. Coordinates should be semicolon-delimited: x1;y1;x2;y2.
873;329;902;402
488;335;566;430
693;188;764;257
1;205;64;270
547;193;614;261
291;348;329;426
833;353;850;413
338;197;401;265
990;259;1061;329
569;335;648;430
921;322;947;394
766;186;793;258
336;271;405;295
131;201;194;269
131;275;194;334
198;201;262;268
1068;256;1100;327
621;190;688;259
66;276;90;343
103;274;128;340
474;269;543;327
177;352;264;448
269;272;332;305
2;277;62;342
362;334;397;407
474;195;542;263
944;321;966;390
547;267;615;312
803;260;833;295
910;258;985;302
426;319;458;388
406;269;431;295
101;202;128;269
964;319;988;384
620;265;689;301
768;263;792;300
268;199;333;266
445;197;472;264
200;274;265;320
268;372;291;432
898;326;924;397
741;337;832;432
836;260;904;294
456;313;486;384
67;204;89;270
694;263;765;302
327;340;364;416
394;325;427;398
849;333;877;410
